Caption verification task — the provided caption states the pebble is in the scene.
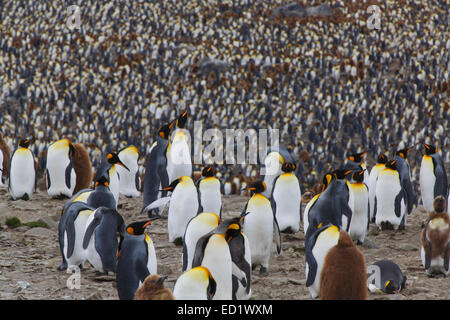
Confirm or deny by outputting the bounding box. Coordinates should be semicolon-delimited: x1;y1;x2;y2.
24;227;56;238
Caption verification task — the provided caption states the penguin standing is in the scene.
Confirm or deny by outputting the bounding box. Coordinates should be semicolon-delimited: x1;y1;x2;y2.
304;169;353;242
182;212;220;271
9;138;36;200
46;138;77;199
260;146;294;198
117;145;141;198
82;207;125;273
165;176;199;245
134;274;174;300
71;142;93;194
0;131;11;186
173;266;217;300
420;196;450;276
305;223;340;299
141;123;171;216
319;230;367;300
368;153;388;222
96;152;130;207
347;170;370;244
241;180;281;275
394;148;418;217
367;259;407;294
197;165;222;216
191;224;234;300
116;217;159;300
343;152;370;184
166;110;192;184
420;144;448;212
374;160;406;230
271;162;302;234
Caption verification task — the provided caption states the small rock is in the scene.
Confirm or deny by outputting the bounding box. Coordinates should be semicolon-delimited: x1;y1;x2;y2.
362;237;379;249
17;281;30;290
388;293;407;300
287;279;303;285
24;227;55;238
86;291;103;300
38;216;58;229
399;243;417;251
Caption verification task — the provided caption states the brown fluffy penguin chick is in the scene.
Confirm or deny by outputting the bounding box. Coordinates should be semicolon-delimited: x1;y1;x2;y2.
319;230;368;300
0;131;11;181
134;274;175;300
72;143;93;193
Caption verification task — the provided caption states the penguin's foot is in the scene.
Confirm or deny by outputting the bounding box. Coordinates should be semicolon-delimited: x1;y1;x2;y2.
259;266;268;276
21;194;30;201
397;225;406;231
251;264;257;271
52;194;68;200
356;240;363;246
380;221;394;231
173;238;183;246
282;227;294;234
57;262;68;271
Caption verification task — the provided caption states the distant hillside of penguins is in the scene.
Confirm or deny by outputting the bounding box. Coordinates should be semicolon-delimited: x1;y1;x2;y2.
0;108;448;300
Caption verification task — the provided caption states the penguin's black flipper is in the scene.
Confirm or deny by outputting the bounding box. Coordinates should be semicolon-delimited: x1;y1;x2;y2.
444;241;450;272
394;190;405;218
432;156;448;199
273;217;282;255
191;232;213;268
423;231;432;270
82;210;103;250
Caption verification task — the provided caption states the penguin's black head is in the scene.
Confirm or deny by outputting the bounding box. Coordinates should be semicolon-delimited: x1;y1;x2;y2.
95;175;110;188
322;172;335;191
106;152;130;171
224;222;242;243
161;178;181;192
395;147;412;159
384;280;399;294
332;169;352;180
202;165;216;177
245;180;266;195
281;162;296;173
376;153;388;164
176;109;189;128
423;143;437;155
158;123;171;140
125;216;160;236
18;138;31;148
352;169;366;183
347;151;366;163
385;160;397;170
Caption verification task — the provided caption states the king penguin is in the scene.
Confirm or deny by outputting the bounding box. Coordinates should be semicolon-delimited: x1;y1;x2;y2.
241;180;281;275
394;147;418;216
191;223;235;300
116;217;160;300
197;165;222;216
141;123;171;216
117;145;141;198
46;138;77;199
82;206;125;273
260;146;294;198
95;152;130;207
173;266;217;300
367;259;407;294
305;223;341;299
347;170;370;244
319;229;367;300
9;138;36;200
182;212;220;271
343;151;370;184
420;195;450;277
165;176;199;245
271;162;302;234
166;110;192;184
368;153;388;222
420;144;448;212
374;160;406;230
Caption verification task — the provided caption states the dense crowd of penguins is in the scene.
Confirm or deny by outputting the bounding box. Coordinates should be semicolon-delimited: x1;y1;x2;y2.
0;0;448;300
0;0;448;190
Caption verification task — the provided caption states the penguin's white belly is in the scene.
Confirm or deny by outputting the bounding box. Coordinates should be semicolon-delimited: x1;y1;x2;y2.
117;164;140;197
303;195;319;234
420;158;436;212
167;138;192;184
146;238;157;275
243;204;273;267
348;185;369;242
273;176;301;233
47;149;75;197
184;221;218;270
375;174;405;229
200;182;222;214
10;149;35;199
109;166;120;207
201;235;232;300
368;165;384;220
168;187;198;243
420;247;448;275
64;210;92;267
306;231;339;299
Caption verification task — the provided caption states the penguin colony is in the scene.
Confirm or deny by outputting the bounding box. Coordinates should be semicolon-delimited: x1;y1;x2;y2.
0;0;448;301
